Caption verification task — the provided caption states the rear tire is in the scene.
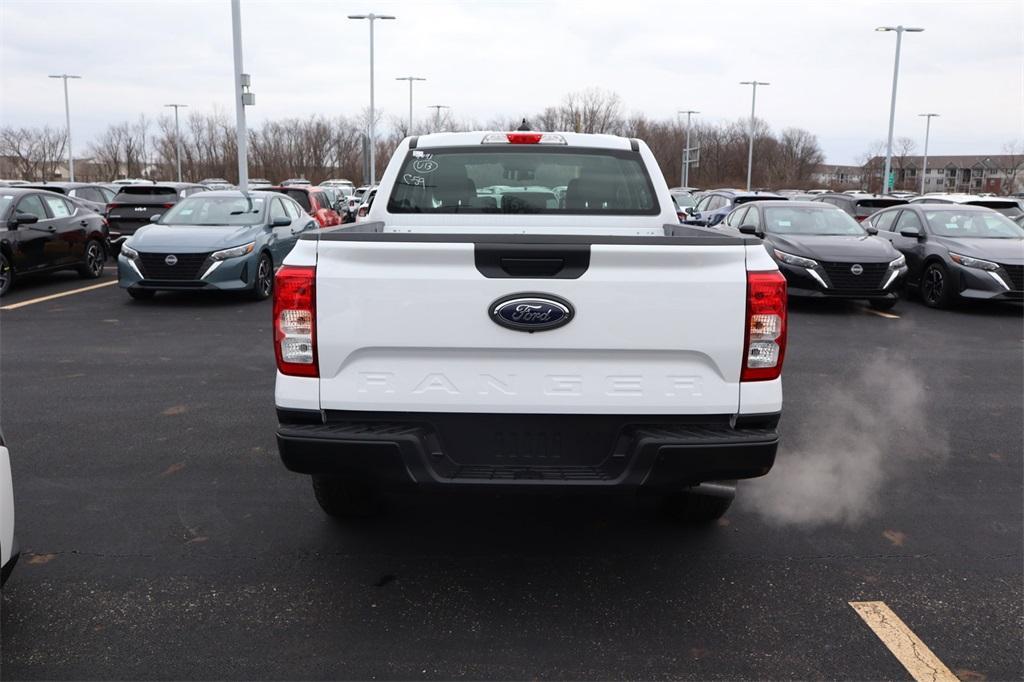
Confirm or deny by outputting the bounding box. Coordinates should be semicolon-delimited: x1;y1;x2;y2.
921;261;954;308
311;475;383;519
249;253;273;301
659;483;735;524
869;297;898;311
127;288;155;301
0;252;12;297
78;239;106;279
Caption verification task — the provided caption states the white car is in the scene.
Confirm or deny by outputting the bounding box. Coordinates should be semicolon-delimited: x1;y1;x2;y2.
908;193;1023;219
320;179;356;197
1;432;16;586
272;131;786;524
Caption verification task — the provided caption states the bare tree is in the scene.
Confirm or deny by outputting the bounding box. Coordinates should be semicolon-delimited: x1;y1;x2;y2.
1000;140;1023;194
0;126;68;180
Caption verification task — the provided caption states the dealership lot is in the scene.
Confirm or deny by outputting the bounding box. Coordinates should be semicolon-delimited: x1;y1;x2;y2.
0;274;1021;680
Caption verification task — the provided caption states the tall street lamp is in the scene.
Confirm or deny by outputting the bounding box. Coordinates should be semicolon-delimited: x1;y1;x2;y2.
427;104;450;132
349;13;396;184
164;103;188;182
740;81;769;191
877;25;924;194
918;113;939;195
230;0;255;190
395;76;426;135
677;110;699;187
48;74;81;181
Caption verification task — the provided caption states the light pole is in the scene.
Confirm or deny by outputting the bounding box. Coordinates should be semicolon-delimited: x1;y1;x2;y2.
677;110;699;187
164;104;188;182
918;113;938;195
48;74;81;181
349;13;396;184
395;76;426;135
230;0;255;191
877;25;924;195
427;104;450;132
740;81;769;191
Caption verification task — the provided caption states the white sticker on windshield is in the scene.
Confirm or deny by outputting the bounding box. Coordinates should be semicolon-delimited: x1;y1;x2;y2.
180;209;194;215
778;220;792;227
412;150;432;159
945;223;959;229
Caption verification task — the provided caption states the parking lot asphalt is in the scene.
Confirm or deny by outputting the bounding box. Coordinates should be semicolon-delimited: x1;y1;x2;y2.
1;272;1021;681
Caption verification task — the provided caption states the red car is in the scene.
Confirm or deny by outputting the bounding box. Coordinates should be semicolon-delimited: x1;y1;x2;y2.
254;186;341;228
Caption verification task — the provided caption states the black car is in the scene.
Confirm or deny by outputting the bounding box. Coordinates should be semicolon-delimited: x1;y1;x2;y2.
684;189;788;227
21;182;116;214
810;193;907;223
106;183;206;252
865;203;1024;308
722;201;908;310
0;188;108;296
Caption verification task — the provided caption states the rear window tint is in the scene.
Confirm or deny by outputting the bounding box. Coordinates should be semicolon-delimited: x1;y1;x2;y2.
115;186;178;198
734;196;787;205
284;190;312;212
854;198;906;216
387;147;658;216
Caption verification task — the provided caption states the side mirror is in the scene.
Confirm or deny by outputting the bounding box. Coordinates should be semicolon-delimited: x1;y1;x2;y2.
684;206;697;216
738;224;763;238
13;212;39;227
149;214;162;223
898;226;922;239
866;226;879;235
271;216;292;227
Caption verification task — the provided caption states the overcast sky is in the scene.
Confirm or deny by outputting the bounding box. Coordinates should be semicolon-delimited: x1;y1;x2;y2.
1;0;1021;164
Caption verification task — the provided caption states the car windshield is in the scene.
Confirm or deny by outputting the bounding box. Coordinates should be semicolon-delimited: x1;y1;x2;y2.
925;210;1024;238
387;147;658;215
762;206;866;235
159;195;266;226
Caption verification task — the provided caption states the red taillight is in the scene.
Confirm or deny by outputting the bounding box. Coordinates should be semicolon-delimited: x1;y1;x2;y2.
741;271;787;382
855;215;867;222
506;133;543;144
677;211;686;223
357;206;369;217
163;203;175;209
273;265;318;377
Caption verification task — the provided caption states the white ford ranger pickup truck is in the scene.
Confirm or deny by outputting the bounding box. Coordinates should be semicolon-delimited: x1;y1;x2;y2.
273;131;786;522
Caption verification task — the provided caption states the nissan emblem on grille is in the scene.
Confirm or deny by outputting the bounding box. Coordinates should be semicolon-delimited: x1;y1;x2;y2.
850;264;863;275
489;294;574;332
165;255;178;266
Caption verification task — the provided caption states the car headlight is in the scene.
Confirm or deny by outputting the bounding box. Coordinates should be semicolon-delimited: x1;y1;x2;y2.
210;242;255;261
888;254;906;269
773;249;819;269
121;244;139;259
949;252;999;271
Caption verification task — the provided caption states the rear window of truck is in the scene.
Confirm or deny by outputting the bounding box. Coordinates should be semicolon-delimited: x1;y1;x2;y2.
387;147;659;215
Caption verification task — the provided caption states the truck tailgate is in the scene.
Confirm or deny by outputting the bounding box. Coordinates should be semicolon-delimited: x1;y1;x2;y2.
315;238;747;414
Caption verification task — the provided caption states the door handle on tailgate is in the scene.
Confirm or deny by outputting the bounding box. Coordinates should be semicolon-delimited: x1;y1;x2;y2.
475;243;590;279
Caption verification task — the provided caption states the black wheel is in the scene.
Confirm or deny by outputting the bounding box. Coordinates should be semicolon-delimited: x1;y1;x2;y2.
659;483;735;524
921;261;953;308
869;297;898;311
311;475;383;519
250;253;273;301
77;239;106;279
0;252;12;297
127;288;155;301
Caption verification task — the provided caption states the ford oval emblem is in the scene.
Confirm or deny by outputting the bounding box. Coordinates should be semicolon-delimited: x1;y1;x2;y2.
489;294;574;332
165;254;178;266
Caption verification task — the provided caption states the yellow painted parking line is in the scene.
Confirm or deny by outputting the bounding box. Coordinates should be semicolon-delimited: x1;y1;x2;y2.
0;280;117;311
861;307;901;319
849;601;958;682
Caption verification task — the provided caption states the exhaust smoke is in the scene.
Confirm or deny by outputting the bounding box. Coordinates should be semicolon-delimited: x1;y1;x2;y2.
743;355;948;526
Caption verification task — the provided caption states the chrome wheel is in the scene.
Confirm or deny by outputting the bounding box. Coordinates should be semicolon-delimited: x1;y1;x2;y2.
922;265;945;307
86;242;104;276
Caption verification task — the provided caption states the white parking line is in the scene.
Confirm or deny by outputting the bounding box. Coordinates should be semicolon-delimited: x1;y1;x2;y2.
849;601;958;682
0;280;118;311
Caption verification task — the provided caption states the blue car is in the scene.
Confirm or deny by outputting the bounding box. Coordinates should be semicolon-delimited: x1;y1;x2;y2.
117;190;317;301
684;189;788;227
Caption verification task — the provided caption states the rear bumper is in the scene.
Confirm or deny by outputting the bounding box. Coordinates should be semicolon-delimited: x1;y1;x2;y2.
276;410;779;491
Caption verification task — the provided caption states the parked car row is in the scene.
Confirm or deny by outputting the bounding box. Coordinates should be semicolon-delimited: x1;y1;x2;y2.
706;198;1023;310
